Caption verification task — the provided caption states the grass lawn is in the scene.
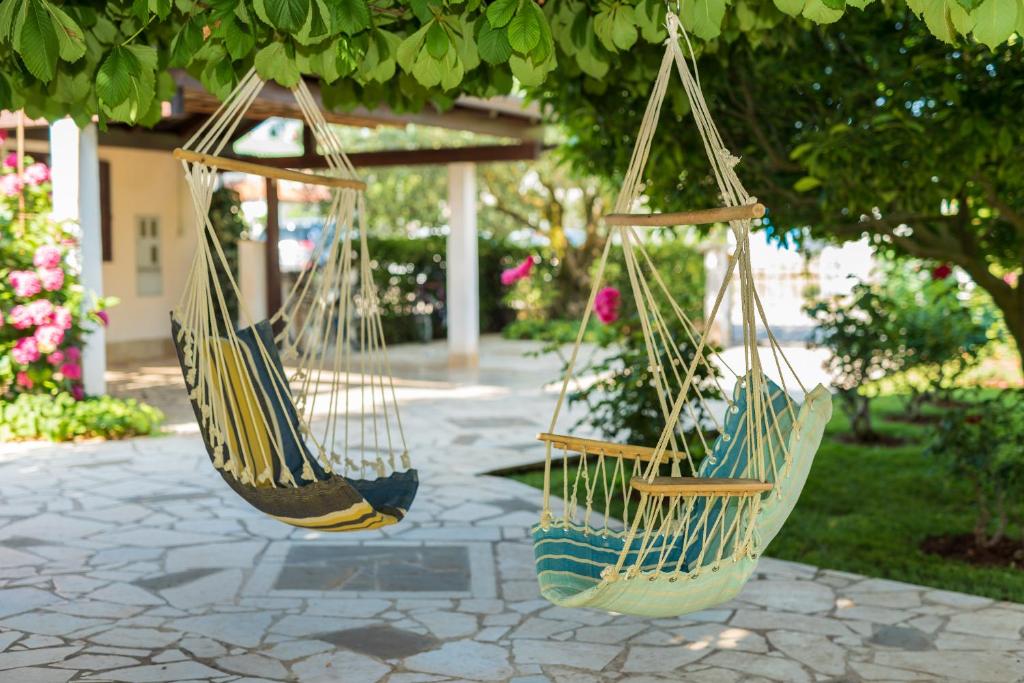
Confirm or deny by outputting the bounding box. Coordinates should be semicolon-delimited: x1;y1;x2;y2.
508;395;1024;603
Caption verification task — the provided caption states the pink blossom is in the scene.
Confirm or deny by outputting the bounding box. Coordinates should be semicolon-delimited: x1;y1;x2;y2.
70;383;84;401
64;347;81;363
594;286;621;325
34;325;65;353
33;245;62;269
47;350;65;366
500;256;535;286
38;267;64;292
0;130;7;143
0;173;23;196
25;299;54;326
60;362;82;380
94;309;109;326
15;371;33;389
8;270;41;297
1005;272;1019;287
53;305;72;330
12;337;40;365
23;162;50;186
9;305;33;330
3;152;18;168
931;263;952;280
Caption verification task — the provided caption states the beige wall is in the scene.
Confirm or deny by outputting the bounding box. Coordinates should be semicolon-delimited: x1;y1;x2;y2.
99;146;196;356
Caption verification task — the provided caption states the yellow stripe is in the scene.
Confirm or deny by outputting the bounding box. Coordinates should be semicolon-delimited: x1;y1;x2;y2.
271;500;376;527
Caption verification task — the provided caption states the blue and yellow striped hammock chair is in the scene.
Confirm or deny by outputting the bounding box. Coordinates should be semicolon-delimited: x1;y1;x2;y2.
531;13;832;617
169;71;416;532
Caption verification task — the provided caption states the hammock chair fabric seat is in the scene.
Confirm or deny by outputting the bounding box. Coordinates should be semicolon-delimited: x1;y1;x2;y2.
172;316;418;530
533;380;831;616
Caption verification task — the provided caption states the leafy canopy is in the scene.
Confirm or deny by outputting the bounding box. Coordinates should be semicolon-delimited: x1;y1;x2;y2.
0;0;1020;127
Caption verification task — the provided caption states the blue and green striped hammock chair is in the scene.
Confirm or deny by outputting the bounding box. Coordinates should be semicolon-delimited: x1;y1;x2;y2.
169;71;417;532
531;13;832;617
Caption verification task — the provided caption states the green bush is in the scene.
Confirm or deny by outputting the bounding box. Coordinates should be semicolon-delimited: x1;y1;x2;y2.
928;391;1024;547
0;393;165;442
366;234;529;344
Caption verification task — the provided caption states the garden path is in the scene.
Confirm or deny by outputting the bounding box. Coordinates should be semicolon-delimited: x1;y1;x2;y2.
0;337;1020;682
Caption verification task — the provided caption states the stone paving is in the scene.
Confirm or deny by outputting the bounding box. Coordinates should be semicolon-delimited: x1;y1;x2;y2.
2;337;1023;682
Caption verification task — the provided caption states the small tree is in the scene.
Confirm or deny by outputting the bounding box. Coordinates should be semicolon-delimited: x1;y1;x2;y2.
929;392;1024;548
805;282;902;442
883;263;998;419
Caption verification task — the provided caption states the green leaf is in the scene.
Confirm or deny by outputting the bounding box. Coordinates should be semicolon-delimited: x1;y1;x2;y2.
411;51;442;87
254;42;300;86
636;0;667;42
170;19;203;66
397;23;429;72
802;0;845;22
971;0;1017;48
477;20;512;64
509;51;553;86
955;0;984;10
821;0;846;9
794;176;822;192
486;0;519;28
18;0;59;81
948;0;976;30
223;18;256;60
0;0;26;42
611;5;638;50
369;30;400;81
336;0;370;34
425;21;449;58
922;0;956;41
845;0;875;7
507;5;540;52
255;0;310;32
96;46;137;106
773;0;807;16
680;0;727;40
43;3;83;62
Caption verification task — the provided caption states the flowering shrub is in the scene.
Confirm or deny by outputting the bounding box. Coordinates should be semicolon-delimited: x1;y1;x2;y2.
0;153;114;399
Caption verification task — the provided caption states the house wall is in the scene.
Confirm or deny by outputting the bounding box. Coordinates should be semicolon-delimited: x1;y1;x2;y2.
99;146;197;360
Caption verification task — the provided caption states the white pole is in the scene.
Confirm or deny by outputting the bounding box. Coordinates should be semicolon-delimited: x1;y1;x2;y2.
446;162;479;368
50;119;106;395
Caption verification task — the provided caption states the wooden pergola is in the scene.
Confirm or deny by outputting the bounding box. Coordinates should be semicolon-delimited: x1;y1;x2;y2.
4;72;545;392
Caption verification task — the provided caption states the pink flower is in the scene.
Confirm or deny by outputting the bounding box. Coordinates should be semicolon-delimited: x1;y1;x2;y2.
9;305;33;330
64;347;81;363
53;305;72;330
95;310;109;326
501;256;535;286
60;362;82;380
1004;272;1019;287
25;299;54;326
70;383;84;401
23;162;49;186
0;130;7;143
594;286;621;324
47;350;65;366
34;325;65;353
8;270;41;297
33;245;62;269
12;337;40;365
3;151;18;168
38;267;64;292
15;371;33;389
931;263;952;280
0;173;23;196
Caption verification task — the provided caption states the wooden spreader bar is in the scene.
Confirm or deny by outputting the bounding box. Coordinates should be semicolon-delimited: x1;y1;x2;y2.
172;149;367;191
537;432;686;463
630;476;772;496
604;203;765;227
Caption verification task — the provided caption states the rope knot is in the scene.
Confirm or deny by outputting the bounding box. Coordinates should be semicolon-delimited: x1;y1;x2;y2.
665;11;680;40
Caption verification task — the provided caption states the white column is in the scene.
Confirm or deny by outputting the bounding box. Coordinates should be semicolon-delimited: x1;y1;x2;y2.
50;120;106;395
446;162;479;368
237;239;268;325
704;245;732;347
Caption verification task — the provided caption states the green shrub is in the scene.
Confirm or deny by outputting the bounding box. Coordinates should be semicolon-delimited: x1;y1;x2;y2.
0;393;165;442
928;391;1024;547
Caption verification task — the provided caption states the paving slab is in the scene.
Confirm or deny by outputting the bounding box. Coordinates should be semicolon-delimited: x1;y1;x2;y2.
1;337;1021;682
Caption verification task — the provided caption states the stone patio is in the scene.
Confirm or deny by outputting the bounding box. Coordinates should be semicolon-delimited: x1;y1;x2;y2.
1;337;1022;682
